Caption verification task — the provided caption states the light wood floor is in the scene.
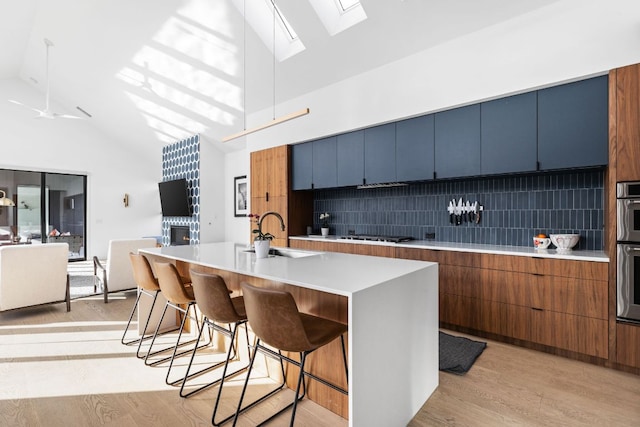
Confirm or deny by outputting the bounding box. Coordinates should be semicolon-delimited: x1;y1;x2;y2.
1;293;639;426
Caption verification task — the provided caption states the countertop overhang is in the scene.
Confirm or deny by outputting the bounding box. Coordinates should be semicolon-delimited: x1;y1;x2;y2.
290;235;609;262
140;242;437;296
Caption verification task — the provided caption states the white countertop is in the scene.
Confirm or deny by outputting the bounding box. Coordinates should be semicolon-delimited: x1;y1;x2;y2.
140;242;437;297
290;235;609;262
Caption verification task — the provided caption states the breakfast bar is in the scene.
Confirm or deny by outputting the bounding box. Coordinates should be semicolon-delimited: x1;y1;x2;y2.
140;242;439;427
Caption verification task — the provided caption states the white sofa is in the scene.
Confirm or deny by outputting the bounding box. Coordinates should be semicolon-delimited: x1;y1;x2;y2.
0;243;70;312
93;238;158;303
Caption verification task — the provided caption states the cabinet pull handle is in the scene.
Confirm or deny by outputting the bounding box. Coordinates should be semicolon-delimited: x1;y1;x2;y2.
266;191;269;202
531;272;544;277
531;307;543;311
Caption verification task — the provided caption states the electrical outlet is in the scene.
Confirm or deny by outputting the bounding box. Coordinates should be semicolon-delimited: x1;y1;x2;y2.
425;232;436;240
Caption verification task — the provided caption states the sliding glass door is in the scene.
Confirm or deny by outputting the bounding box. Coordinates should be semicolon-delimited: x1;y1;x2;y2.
43;173;86;260
1;169;86;261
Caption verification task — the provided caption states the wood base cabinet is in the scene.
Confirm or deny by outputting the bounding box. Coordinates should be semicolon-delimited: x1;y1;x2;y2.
291;241;609;360
616;322;640;368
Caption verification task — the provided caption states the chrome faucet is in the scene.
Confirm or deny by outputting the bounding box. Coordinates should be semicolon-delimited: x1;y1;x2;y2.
257;211;286;236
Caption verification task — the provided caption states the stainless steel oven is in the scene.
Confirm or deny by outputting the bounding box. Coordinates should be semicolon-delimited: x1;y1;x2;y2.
617;182;640;322
617;244;640;321
617;182;640;242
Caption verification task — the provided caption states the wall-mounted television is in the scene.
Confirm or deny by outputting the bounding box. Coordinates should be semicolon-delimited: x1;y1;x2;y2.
158;178;191;217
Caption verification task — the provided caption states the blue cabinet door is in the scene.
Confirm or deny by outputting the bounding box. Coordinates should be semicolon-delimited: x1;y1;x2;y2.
291;142;313;190
312;136;337;189
396;115;435;182
337;130;365;187
538;75;608;170
364;123;396;184
481;92;537;175
434;104;481;178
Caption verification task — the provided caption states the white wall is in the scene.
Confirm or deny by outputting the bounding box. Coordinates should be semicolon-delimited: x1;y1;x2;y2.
224;149;250;244
199;135;226;243
0;78;162;258
220;0;640;241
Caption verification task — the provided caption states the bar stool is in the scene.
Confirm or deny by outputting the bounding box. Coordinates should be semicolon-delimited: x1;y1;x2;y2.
124;253;181;357
146;262;207;385
183;271;286;426
234;282;349;427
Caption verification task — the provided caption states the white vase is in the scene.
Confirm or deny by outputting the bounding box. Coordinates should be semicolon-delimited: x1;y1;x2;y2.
254;239;271;259
321;227;329;237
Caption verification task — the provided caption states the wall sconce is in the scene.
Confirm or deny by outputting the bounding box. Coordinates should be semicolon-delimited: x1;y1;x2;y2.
123;193;129;207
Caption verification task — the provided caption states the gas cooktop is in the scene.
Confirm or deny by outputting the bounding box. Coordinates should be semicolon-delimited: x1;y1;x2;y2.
339;235;414;243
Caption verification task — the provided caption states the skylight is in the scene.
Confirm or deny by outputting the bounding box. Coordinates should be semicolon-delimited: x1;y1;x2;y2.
232;0;306;62
309;0;367;36
337;0;360;12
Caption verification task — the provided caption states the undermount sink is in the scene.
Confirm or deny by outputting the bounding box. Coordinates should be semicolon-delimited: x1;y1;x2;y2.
243;248;319;258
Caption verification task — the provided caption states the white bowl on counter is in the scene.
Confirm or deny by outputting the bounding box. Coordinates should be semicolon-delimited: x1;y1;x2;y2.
550;234;580;252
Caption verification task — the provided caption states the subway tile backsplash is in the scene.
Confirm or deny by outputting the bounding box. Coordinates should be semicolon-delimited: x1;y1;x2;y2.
313;169;604;250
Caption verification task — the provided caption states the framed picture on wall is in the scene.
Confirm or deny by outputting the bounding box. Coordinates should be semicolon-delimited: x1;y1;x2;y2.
234;175;248;217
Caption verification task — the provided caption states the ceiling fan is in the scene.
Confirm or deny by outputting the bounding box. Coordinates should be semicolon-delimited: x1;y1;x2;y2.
9;38;83;119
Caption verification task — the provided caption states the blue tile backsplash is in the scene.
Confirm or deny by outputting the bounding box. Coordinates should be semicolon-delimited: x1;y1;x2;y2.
312;169;604;250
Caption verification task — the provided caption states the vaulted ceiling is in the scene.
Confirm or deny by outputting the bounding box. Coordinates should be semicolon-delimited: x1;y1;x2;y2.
1;1;639;153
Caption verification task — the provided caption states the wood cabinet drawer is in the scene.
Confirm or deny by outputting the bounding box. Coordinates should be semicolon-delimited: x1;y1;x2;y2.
395;247;480;267
531;277;608;320
479;300;531;341
290;240;394;257
531;310;608;358
481;253;608;281
440;294;481;330
439;265;482;299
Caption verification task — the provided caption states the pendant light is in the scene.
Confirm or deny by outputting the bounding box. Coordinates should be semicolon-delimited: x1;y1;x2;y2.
223;0;309;142
0;190;15;207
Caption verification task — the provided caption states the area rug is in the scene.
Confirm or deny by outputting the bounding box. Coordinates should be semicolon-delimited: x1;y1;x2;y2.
439;331;486;375
69;275;100;299
68;259;103;299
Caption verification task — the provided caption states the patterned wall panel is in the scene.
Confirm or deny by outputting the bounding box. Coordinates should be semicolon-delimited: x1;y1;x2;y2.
161;135;200;246
313;169;605;251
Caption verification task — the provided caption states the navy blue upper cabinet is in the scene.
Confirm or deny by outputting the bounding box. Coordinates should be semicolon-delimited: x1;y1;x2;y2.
312;136;337;189
291;142;313;190
337;130;365;187
537;75;609;170
434;104;481;179
481;92;538;175
396;115;435;182
364;123;396;184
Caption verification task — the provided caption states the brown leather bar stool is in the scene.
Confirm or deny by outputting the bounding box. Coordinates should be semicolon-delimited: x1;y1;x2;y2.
183;271;286;426
234;282;349;427
124;253;160;348
146;262;207;385
125;253;180;359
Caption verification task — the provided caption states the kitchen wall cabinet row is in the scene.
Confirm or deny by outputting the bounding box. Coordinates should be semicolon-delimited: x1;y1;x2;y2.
292;75;608;190
289;239;609;360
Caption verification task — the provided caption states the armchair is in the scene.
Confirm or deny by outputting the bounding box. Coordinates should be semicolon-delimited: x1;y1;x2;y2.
93;238;157;303
0;243;70;312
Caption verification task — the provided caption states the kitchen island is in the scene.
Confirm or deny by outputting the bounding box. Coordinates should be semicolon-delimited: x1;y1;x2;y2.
140;242;439;427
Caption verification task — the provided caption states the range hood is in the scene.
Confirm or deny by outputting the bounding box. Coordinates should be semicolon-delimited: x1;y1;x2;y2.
356;182;408;189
